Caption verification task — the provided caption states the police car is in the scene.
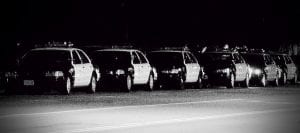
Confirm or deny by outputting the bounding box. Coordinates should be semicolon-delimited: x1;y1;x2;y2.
4;46;99;95
241;50;280;87
197;50;250;88
271;53;297;85
147;49;202;90
91;49;156;92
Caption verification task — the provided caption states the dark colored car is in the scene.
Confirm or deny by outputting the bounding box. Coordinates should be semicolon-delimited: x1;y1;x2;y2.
196;51;250;88
147;50;202;90
241;52;280;87
91;49;156;92
4;47;98;95
271;53;298;85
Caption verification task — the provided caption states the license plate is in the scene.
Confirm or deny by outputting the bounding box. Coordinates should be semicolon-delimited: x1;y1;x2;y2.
24;80;34;86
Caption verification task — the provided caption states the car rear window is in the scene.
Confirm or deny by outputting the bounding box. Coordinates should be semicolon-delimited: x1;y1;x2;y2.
22;50;70;65
92;51;131;65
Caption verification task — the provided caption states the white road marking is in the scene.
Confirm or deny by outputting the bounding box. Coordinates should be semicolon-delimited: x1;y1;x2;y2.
0;98;244;118
53;108;299;133
246;100;297;105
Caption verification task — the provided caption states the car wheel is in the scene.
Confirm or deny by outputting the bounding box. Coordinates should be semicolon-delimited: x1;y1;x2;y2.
195;76;203;89
291;73;298;84
243;73;249;88
176;76;185;90
4;84;16;95
260;74;267;87
87;75;97;94
226;73;235;88
62;77;72;95
281;73;287;85
124;75;133;92
274;74;279;87
146;74;155;91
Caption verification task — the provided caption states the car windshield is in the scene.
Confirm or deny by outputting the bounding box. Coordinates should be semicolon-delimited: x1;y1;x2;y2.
147;52;183;65
21;50;70;66
242;54;265;65
92;51;131;65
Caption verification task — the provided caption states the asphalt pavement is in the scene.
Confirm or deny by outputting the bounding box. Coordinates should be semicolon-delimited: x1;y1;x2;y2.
0;85;300;133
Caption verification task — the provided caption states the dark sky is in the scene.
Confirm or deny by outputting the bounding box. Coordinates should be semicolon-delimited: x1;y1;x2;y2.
0;0;295;49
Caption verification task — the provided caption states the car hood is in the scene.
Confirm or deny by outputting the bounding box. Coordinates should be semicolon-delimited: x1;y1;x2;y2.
150;63;183;71
248;63;265;70
204;60;233;71
97;63;130;73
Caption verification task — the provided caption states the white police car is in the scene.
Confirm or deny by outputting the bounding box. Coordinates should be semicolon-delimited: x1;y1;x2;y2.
91;49;156;92
4;47;99;94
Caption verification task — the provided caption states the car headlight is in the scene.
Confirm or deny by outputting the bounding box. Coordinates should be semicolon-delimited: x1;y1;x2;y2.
170;68;181;74
217;68;230;73
253;69;262;75
4;72;18;78
45;71;64;77
162;68;181;74
115;69;125;75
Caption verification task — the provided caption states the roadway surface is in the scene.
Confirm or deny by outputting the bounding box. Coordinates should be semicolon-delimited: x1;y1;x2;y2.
0;85;300;133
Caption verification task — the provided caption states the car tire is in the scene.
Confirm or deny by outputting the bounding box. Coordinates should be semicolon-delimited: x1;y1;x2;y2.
87;75;97;94
176;76;185;90
61;77;72;95
123;75;133;92
274;74;279;87
260;74;267;87
146;74;155;91
195;76;203;89
226;73;235;88
281;73;287;85
243;73;249;88
291;73;298;84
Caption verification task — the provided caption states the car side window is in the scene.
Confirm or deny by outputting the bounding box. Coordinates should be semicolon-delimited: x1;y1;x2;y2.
285;56;292;64
136;51;148;64
132;52;140;64
188;53;197;63
77;50;90;64
72;51;81;64
184;53;192;64
233;54;242;63
265;55;273;65
239;55;245;63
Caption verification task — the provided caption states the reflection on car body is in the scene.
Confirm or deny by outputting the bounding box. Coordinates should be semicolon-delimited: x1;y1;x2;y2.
196;50;250;88
91;49;156;92
147;50;202;89
4;48;98;94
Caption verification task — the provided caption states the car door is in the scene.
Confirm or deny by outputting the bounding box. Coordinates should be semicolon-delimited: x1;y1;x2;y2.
71;50;84;87
136;51;151;84
184;52;200;83
131;51;143;84
265;55;277;80
284;55;297;79
233;53;247;81
77;50;94;86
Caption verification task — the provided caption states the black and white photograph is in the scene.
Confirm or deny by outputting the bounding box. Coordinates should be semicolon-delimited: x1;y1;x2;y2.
0;0;299;133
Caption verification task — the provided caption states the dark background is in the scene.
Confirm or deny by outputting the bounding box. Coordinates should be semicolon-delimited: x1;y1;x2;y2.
0;0;296;65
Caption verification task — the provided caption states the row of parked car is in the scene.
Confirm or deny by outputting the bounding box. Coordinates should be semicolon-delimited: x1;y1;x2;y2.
1;44;298;95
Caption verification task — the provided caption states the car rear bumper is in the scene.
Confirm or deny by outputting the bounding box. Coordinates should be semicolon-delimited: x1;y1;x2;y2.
5;77;65;92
